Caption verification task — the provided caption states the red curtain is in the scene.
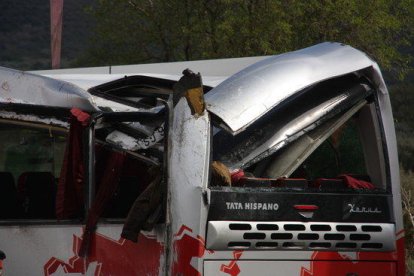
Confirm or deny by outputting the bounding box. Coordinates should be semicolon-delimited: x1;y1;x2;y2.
56;108;90;219
79;150;126;257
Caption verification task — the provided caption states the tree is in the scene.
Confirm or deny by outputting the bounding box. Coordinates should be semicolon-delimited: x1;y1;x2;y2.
290;0;414;79
79;0;413;79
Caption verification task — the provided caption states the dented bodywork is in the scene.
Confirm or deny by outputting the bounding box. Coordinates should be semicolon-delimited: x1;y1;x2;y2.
0;42;405;275
205;42;388;134
0;67;97;111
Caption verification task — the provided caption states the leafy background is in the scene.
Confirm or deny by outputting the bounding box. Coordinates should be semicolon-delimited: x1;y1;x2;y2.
0;0;413;273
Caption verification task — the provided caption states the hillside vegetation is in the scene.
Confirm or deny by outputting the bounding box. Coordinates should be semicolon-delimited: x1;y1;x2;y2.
0;0;93;70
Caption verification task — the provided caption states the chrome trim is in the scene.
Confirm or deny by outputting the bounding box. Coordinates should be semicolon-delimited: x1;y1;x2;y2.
206;221;395;252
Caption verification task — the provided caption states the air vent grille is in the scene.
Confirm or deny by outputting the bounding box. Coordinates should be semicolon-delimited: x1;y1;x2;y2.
206;221;395;251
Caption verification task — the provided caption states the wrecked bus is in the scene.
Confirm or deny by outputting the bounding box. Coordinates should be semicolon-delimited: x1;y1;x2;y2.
0;42;405;275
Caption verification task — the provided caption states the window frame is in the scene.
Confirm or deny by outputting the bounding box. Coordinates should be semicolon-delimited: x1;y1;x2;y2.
0;104;170;225
0;113;77;225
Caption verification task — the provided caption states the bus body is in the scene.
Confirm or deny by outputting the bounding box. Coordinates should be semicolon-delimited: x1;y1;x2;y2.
0;42;405;275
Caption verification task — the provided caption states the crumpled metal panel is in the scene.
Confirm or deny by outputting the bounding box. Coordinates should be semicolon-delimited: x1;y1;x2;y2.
205;42;378;134
0;66;98;112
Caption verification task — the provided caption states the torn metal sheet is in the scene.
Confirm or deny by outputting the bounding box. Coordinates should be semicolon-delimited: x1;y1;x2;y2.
0;67;98;112
173;69;205;116
263;100;367;178
213;77;373;170
205;42;385;134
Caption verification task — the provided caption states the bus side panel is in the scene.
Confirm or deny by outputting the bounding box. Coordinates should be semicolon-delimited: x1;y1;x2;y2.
0;225;164;275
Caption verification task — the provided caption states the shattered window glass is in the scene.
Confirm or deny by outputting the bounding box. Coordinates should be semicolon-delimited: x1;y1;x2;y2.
84;75;170;232
211;76;387;192
81;108;169;241
94;111;167;223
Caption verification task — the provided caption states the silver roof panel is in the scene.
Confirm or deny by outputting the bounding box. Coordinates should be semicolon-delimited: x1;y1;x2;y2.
205;42;378;134
0;66;98;111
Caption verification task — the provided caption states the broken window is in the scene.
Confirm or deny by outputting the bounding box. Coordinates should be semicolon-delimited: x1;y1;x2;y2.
94;113;166;221
246;107;377;191
0;111;167;251
0;85;169;226
87;75;170;224
211;74;388;192
75;76;173;246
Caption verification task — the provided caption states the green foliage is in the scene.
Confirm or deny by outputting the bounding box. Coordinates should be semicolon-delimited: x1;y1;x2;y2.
81;0;413;79
0;0;50;69
299;118;367;179
294;0;414;78
400;168;414;274
390;82;414;171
